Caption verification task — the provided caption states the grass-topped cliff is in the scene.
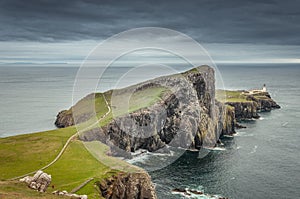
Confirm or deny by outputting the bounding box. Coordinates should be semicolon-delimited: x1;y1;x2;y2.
0;82;163;198
0;65;280;199
216;89;280;120
0;66;213;198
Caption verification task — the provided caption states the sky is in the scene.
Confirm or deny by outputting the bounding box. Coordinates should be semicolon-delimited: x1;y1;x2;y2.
0;0;300;66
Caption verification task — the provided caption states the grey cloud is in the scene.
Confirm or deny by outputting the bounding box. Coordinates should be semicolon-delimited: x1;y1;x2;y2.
0;0;300;45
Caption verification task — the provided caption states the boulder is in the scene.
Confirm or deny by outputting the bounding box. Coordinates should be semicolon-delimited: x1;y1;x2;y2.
19;170;51;192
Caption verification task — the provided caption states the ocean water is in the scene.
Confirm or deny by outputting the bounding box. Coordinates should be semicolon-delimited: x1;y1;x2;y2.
0;64;299;198
147;64;300;199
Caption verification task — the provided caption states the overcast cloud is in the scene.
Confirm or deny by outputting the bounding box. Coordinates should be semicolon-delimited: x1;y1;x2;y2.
0;0;299;64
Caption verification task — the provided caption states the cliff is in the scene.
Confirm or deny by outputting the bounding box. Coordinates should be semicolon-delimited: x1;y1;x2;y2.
216;90;280;121
56;66;234;155
97;172;156;199
54;66;280;198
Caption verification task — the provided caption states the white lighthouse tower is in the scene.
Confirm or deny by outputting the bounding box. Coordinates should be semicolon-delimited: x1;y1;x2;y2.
262;84;267;92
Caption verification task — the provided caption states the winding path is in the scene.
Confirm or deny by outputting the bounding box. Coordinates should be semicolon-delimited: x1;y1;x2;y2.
9;93;111;181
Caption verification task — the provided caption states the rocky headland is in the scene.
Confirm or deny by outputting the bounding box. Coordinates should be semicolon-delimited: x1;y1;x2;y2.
0;65;280;199
54;65;280;198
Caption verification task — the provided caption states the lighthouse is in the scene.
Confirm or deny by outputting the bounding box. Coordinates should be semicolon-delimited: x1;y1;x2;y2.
262;84;267;92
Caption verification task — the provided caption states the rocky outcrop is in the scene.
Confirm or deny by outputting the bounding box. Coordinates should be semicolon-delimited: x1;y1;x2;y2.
80;66;232;153
56;66;236;154
19;171;51;192
226;101;259;120
217;102;236;135
55;110;74;128
246;92;281;111
54;65;280;199
55;66;280;152
225;92;280;121
97;172;157;199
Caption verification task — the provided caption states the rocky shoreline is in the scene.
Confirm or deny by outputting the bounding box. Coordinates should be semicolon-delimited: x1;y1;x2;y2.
97;172;156;199
55;65;280;199
226;92;280;121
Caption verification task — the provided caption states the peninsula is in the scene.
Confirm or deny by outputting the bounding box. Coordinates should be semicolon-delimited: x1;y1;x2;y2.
0;65;280;199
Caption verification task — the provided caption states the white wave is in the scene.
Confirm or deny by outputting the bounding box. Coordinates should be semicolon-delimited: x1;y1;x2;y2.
131;149;148;156
127;147;177;164
151;150;175;157
171;187;224;199
204;147;226;151
233;132;241;136
127;153;150;164
223;134;234;138
250;145;258;154
235;131;254;137
236;146;242;150
259;117;265;120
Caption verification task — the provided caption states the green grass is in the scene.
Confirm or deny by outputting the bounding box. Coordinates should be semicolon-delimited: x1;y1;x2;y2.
216;89;271;103
75;85;168;133
65;85;167;125
44;140;120;198
0;84;166;198
0;135;136;198
84;141;141;173
216;89;250;102
0;67;216;198
0;127;76;180
111;86;167;116
0;181;70;199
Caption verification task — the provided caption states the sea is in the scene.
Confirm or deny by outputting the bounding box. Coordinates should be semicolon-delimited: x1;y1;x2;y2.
0;64;299;199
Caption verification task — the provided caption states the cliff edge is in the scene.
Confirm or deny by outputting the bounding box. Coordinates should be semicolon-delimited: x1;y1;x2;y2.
54;65;280;198
56;66;235;154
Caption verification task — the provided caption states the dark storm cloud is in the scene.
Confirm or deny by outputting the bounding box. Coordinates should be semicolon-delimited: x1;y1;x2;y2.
0;0;300;44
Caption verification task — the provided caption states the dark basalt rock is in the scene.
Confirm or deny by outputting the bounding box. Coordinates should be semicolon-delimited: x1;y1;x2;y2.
226;92;280;121
54;66;280;199
80;66;232;153
226;101;260;121
97;172;157;199
55;110;74;128
56;66;238;153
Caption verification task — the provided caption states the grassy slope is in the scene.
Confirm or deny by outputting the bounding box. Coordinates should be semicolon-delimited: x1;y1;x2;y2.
216;89;249;102
0;181;70;199
0;127;76;180
44;140;118;198
216;89;269;103
0;85;167;198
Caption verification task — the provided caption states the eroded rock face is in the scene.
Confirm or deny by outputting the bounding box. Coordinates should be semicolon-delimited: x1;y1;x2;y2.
226;101;260;120
19;171;51;192
216;102;236;136
226;92;281;121
80;66;230;153
97;172;157;199
246;93;281;111
57;66;235;153
55;110;74;128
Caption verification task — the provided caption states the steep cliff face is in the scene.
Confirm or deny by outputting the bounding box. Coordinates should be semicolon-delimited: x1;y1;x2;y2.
53;66;281;199
56;66;235;154
226;101;259;120
79;66;232;153
55;110;74;128
225;92;280;121
97;172;157;199
54;66;283;198
216;102;236;135
246;93;281;111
